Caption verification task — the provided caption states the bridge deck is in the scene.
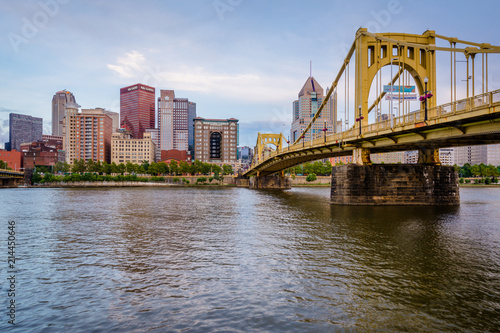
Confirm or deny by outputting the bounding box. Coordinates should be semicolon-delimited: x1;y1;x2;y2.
245;89;500;176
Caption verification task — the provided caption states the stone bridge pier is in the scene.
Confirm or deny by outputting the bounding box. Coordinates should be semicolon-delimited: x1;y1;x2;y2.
248;172;291;189
330;148;460;205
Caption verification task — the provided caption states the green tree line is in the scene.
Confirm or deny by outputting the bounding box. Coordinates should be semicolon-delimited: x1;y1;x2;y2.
456;163;500;177
286;161;333;176
30;159;234;184
43;159;233;176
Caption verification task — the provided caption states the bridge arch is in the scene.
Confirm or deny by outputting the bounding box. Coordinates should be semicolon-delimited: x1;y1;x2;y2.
255;133;285;164
355;28;437;122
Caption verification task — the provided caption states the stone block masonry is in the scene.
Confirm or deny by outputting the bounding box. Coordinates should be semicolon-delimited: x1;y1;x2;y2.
331;164;460;205
249;174;292;189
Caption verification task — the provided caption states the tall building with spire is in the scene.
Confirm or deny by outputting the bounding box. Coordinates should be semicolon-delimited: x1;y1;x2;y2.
52;90;76;136
120;83;155;139
290;76;335;143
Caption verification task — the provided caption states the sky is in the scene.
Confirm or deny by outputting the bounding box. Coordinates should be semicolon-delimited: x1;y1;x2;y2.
1;0;500;148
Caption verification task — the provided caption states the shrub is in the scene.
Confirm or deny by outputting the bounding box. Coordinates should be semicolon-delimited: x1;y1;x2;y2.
485;177;491;185
459;177;464;184
306;173;317;182
182;178;190;184
196;177;207;184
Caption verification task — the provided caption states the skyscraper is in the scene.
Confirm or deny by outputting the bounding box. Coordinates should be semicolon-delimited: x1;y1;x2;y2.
7;113;43;151
52;90;76;136
120;83;155;139
157;90;191;152
290;76;334;143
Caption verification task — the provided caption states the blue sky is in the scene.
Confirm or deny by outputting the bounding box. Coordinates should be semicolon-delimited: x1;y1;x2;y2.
1;0;500;147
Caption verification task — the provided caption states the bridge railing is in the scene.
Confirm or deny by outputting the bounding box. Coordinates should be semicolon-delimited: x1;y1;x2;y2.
251;89;500;168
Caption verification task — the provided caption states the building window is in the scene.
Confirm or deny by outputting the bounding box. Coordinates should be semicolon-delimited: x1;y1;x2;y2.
210;132;222;159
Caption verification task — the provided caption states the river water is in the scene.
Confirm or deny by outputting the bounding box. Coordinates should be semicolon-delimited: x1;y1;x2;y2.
1;186;499;332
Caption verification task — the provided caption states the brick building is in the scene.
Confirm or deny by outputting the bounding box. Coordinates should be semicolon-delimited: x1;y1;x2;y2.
0;149;23;170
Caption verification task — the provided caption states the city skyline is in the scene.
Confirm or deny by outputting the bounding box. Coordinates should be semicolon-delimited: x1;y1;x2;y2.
1;0;500;148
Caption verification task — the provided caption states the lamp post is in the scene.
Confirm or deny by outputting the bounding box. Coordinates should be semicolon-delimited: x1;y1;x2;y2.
390;57;398;128
424;77;428;121
323;120;327;143
356;104;363;136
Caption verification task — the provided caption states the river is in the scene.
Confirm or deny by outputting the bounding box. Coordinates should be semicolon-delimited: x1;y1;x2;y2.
1;186;499;332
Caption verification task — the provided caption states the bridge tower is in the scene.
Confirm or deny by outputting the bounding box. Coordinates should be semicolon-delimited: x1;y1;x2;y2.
249;133;291;189
355;28;437;123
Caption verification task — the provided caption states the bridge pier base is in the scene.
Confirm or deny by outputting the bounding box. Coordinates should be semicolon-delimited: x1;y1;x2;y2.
331;164;459;205
249;174;292;189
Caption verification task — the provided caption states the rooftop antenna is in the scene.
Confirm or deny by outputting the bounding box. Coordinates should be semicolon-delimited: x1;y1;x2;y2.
310;61;316;92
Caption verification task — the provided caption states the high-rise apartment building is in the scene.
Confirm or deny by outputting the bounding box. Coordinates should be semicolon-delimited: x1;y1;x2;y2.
52;90;76;136
193;117;238;167
7;113;43;151
111;130;156;165
120;83;155;139
82;108;120;133
290;76;334;143
63;103;113;164
157;90;191;152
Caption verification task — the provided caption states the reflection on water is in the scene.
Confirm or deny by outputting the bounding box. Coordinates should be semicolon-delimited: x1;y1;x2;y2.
1;187;499;332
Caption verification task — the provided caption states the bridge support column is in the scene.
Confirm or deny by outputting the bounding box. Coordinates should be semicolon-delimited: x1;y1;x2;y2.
352;148;372;165
249;174;292;189
418;148;441;165
331;164;459;205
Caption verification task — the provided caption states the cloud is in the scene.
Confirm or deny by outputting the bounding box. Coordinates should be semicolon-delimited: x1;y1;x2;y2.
107;50;300;104
0;119;9;149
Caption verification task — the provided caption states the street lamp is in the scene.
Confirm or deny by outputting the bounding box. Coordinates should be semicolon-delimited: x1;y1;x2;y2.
322;120;327;143
390;57;398;128
424;77;428;121
356;104;364;136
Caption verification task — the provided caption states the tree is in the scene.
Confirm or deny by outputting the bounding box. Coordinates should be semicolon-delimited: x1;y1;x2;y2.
54;161;70;173
141;160;150;172
102;162;112;175
157;162;168;175
169;160;179;175
201;162;212;175
179;161;191;175
31;172;42;184
71;159;86;173
110;162;119;174
0;159;7;169
126;162;136;174
222;164;233;175
117;163;126;175
137;165;146;174
192;160;204;175
148;162;159;175
87;159;96;173
471;164;481;177
323;161;332;175
461;163;473;177
212;164;222;176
